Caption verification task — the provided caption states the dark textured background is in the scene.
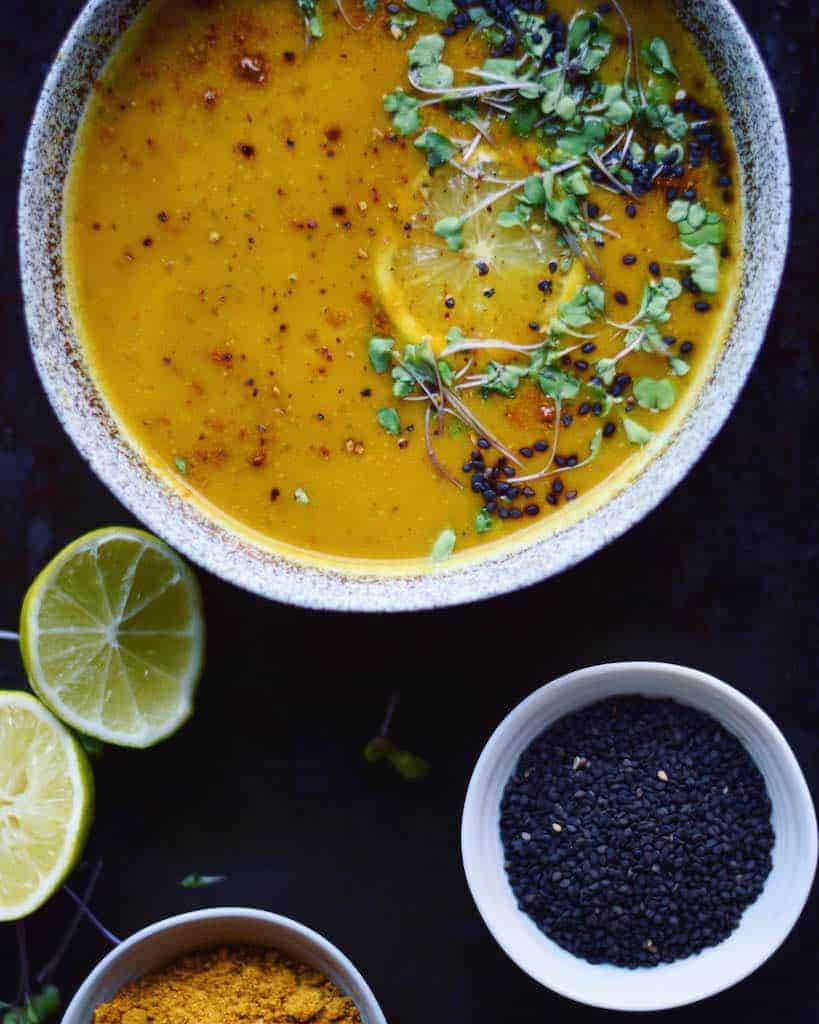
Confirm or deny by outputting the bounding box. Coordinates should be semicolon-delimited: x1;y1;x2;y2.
1;1;817;1020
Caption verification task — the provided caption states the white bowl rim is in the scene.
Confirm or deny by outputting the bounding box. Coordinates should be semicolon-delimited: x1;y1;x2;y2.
461;661;818;1011
17;0;791;612
61;906;388;1024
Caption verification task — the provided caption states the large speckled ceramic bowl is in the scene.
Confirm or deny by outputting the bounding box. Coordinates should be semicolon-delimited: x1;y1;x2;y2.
19;0;788;612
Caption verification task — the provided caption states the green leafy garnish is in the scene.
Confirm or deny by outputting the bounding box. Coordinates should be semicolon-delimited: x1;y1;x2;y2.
1;985;61;1024
405;0;456;20
377;407;401;435
667;200;726;247
383;89;421;136
633;377;676;411
368;335;395;373
174;457;187;475
675;243;720;293
558;116;609;156
434;215;465;251
635;277;683;323
437;359;455;387
536;366;581;402
482;360;529;398
475;508;493;534
622;414;655;445
294;487;310;504
296;0;322;38
181;873;226;888
669;356;690;376
388;9;417;39
408;33;454;88
430;528;457;561
414;129;457;168
642;102;687;139
641;37;679;78
363;737;429;779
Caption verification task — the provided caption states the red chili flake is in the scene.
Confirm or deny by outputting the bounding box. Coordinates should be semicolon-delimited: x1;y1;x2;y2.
211;351;233;364
283;51;296;63
249;451;267;467
142;237;153;247
237;143;255;158
270;488;280;501
236;53;268;84
331;204;347;217
358;290;374;305
324;125;342;142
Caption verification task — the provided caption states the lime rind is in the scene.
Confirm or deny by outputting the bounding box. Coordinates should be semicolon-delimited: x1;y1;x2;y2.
0;690;93;921
20;527;205;750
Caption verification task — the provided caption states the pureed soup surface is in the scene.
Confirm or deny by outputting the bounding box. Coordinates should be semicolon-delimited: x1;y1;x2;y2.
65;0;740;563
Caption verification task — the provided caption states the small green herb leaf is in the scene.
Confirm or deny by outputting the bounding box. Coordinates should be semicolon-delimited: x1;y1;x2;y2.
383;89;421;136
368;335;395;373
434;215;465;250
536;367;581;402
642;102;687;140
388;9;417;38
414;129;457;168
475;508;493;534
174;457;187;475
642;37;679;78
622;414;655;445
676;243;720;293
633;377;676;411
377;407;401;435
405;0;456;19
430;528;457;561
481;360;529;398
669;355;690;376
181;873;226;888
667;200;725;247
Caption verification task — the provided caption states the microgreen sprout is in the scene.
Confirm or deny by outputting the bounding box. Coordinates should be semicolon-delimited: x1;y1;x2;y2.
363;690;430;780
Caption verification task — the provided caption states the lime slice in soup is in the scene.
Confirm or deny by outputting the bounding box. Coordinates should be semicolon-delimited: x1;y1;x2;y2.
20;527;205;749
0;691;93;920
375;168;585;352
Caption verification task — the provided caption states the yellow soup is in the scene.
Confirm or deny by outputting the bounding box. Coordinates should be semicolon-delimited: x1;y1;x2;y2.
65;0;740;562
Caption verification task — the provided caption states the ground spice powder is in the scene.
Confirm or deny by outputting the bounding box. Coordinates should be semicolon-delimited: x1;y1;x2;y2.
93;945;362;1024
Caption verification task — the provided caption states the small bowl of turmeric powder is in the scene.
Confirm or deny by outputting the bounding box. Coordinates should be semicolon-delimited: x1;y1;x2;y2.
60;907;388;1024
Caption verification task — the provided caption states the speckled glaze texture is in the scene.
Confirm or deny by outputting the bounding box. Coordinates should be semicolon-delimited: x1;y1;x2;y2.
19;0;789;612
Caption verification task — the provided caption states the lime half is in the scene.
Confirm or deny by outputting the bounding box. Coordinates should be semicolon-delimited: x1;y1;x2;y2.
0;691;93;921
20;528;205;749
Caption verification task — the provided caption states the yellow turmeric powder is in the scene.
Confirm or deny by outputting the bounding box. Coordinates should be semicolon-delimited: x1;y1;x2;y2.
93;945;363;1024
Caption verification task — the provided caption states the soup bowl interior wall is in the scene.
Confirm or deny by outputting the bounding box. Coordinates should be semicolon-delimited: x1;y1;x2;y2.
19;0;789;611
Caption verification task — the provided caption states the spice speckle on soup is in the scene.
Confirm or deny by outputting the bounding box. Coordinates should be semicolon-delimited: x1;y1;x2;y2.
65;0;740;562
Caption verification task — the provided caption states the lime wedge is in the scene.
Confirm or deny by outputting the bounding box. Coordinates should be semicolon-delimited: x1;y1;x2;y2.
20;528;205;749
0;691;93;921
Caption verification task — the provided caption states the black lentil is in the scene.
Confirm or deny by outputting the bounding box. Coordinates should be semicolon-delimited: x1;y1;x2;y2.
603;421;616;437
625;203;636;218
500;697;774;968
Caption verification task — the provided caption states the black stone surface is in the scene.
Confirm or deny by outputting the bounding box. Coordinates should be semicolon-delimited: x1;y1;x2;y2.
1;1;817;1021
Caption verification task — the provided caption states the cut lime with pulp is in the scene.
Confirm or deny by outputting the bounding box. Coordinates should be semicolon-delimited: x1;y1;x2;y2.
375;167;585;352
20;527;205;749
0;691;93;921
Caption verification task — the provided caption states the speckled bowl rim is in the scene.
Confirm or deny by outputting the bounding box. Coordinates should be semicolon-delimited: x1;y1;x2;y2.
19;0;789;612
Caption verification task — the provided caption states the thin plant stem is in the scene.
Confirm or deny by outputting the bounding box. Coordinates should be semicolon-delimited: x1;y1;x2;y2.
38;861;104;985
379;690;400;738
0;631;19;642
15;921;30;1006
62;886;121;946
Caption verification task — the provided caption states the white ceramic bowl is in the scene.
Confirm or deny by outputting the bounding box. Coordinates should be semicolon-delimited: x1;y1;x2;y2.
61;907;388;1024
461;662;817;1012
19;0;789;611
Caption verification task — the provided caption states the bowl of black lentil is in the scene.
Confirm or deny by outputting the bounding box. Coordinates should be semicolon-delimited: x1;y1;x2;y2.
462;662;816;1011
